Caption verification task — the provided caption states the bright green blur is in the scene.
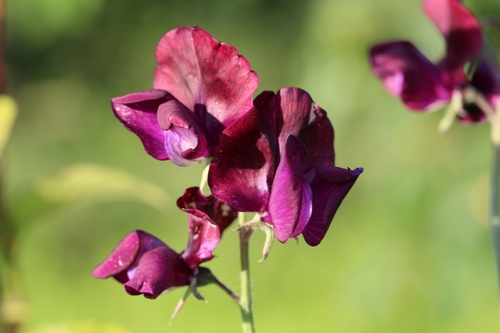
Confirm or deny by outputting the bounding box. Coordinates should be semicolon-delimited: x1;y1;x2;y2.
3;0;500;332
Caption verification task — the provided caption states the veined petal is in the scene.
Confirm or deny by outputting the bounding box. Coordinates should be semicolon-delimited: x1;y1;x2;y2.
154;26;259;141
269;135;313;243
369;41;451;110
177;187;237;234
157;99;211;166
111;90;174;160
302;166;363;246
209;106;277;212
423;0;482;71
124;246;192;299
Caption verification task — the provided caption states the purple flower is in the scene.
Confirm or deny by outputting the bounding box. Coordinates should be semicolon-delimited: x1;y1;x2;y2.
208;87;363;246
111;27;259;166
92;188;237;299
369;0;499;121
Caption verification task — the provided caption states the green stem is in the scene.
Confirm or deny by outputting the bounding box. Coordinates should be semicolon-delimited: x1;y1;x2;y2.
490;128;500;290
238;212;255;333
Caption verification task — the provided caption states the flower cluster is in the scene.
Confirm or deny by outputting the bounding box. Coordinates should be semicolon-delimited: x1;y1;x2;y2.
369;0;500;123
94;26;362;300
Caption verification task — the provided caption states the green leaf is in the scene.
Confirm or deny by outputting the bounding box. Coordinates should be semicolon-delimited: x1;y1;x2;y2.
35;164;170;212
0;95;18;159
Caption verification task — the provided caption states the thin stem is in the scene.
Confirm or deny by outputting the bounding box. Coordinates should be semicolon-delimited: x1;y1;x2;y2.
490;106;500;291
238;212;255;333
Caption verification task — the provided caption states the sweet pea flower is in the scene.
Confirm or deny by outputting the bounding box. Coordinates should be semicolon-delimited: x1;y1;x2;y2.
92;187;237;299
369;0;500;122
208;87;363;246
111;27;258;166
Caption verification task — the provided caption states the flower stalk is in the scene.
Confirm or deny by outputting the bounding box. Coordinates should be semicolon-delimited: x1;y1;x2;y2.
490;107;500;290
238;212;255;333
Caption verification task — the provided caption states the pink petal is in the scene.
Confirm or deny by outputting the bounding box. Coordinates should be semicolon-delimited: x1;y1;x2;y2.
154;26;259;141
423;0;482;71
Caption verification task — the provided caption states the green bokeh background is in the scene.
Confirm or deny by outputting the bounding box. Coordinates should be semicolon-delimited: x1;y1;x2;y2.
3;0;500;332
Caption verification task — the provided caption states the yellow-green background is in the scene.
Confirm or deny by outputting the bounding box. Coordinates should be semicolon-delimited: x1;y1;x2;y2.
4;0;500;332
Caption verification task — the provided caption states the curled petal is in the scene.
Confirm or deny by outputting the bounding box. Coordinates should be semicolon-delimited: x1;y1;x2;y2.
111;90;174;160
209;106;277;212
269;135;313;243
181;214;221;270
157;100;210;166
124;246;192;299
92;230;192;299
369;41;451;110
423;0;482;71
302;167;363;246
154;26;259;141
177;187;237;233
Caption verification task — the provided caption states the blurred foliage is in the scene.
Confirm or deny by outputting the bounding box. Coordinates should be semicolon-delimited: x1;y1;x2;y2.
0;95;16;159
3;0;500;332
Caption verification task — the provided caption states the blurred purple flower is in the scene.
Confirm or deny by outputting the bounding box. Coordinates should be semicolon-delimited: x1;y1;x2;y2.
93;188;237;299
111;27;259;166
369;0;499;122
208;87;363;246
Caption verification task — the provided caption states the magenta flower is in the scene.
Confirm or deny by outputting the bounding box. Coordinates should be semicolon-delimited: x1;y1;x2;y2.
369;0;499;121
111;27;259;166
92;188;237;299
208;87;363;246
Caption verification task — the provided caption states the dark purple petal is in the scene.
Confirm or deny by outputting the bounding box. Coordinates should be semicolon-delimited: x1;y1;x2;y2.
124;246;192;299
268;135;313;243
93;230;192;299
275;88;335;168
177;187;237;234
423;0;482;72
369;41;451;110
111;90;174;160
157;100;211;166
302;167;363;246
209;105;278;212
154;26;259;141
92;231;142;281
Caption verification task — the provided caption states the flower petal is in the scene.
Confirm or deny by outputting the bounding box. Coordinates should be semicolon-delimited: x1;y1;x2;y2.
274;88;335;168
124;246;192;299
92;231;142;282
301;167;363;246
154;26;259;141
423;0;482;71
180;214;221;270
111;90;173;160
369;41;451;110
177;187;237;234
209;104;278;212
157;99;211;166
269;135;312;243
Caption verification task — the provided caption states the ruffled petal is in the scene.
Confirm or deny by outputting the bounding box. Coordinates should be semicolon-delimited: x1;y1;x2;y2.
423;0;482;71
176;187;237;234
268;135;313;243
157;99;211;166
124;246;192;299
302;167;363;246
154;26;259;141
209;105;278;212
369;41;451;110
111;90;174;160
